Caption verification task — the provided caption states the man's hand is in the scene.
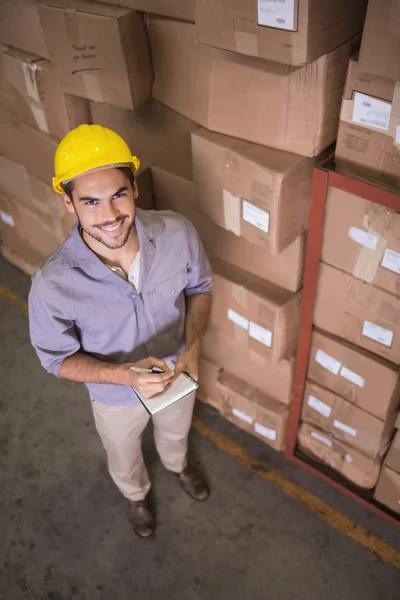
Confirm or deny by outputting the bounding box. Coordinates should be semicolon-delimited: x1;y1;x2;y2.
118;357;174;399
174;347;200;382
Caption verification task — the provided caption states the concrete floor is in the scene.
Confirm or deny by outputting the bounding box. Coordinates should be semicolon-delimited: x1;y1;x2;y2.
0;253;399;600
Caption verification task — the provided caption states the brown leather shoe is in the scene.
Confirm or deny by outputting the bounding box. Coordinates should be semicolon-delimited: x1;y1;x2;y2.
128;498;155;538
178;464;209;501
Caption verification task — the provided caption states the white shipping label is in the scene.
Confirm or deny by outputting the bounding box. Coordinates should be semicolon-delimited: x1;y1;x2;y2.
382;248;400;275
307;395;332;418
362;320;394;348
352;92;392;132
315;349;342;375
340;366;366;389
242;200;270;233
311;431;332;447
0;210;15;227
333;420;357;437
232;408;253;424
257;0;295;31
249;322;273;348
227;309;249;330
255;422;277;441
348;226;378;250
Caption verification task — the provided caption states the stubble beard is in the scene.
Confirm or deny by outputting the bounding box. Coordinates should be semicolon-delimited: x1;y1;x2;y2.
82;218;134;250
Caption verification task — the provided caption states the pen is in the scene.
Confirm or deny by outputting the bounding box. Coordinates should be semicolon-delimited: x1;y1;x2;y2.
130;366;164;374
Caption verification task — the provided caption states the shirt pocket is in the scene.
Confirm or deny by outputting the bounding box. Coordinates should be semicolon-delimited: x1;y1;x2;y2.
148;269;188;301
145;268;188;332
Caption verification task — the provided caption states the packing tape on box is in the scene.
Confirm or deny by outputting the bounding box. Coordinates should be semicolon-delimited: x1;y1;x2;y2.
81;72;103;102
234;18;259;57
349;213;387;284
387;82;400;148
231;282;248;310
21;62;50;134
223;189;241;236
224;148;243;179
30;104;50;134
22;62;41;103
345;273;375;310
233;323;249;346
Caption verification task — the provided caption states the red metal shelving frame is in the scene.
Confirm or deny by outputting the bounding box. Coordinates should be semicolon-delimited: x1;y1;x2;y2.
284;160;400;528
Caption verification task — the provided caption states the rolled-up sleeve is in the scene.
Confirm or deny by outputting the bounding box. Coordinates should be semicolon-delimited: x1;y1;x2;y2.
28;271;81;376
183;218;213;296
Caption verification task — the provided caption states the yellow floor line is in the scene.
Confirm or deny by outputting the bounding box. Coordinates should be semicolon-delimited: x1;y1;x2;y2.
192;417;400;569
0;283;399;568
0;284;29;314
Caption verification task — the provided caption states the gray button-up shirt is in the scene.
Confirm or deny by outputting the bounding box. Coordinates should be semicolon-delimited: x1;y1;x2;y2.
29;209;212;406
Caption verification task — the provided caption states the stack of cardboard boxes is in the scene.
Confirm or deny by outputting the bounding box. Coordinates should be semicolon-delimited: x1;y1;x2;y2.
297;0;400;514
0;0;368;454
143;2;366;451
0;39;87;273
0;0;154;274
335;0;400;186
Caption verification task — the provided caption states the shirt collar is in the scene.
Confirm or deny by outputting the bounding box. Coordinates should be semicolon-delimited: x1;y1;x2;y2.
60;208;165;281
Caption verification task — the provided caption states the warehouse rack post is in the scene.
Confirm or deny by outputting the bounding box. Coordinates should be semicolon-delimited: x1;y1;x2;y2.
284;159;400;527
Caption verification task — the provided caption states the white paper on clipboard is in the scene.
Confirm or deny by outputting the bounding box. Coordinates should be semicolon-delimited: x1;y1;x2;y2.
132;361;198;415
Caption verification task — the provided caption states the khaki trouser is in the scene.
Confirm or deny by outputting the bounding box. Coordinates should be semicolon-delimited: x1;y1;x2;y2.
91;393;196;501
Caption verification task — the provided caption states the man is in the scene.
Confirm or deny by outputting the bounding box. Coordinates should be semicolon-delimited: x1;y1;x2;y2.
28;125;212;538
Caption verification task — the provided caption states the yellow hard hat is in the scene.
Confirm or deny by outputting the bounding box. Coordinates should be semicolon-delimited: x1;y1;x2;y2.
52;124;140;194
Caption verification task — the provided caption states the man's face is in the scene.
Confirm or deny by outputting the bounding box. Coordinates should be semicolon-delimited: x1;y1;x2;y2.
62;168;138;250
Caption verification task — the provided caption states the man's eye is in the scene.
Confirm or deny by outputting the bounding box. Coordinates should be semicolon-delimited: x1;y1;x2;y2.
85;200;98;206
114;192;126;199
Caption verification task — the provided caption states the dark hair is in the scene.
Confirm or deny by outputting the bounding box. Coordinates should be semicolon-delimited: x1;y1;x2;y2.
63;166;135;201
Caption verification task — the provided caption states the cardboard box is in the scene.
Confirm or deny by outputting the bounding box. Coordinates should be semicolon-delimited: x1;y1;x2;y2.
0;153;152;218
211;258;302;363
308;330;400;421
321;186;400;296
197;357;222;412
151;165;305;293
17;202;64;257
385;431;400;474
0;107;57;184
0;46;90;139
314;263;400;364
359;0;400;82
297;422;381;489
0;0;49;59
217;371;289;451
0;154;66;221
203;327;294;405
373;466;400;515
335;55;400;185
0;193;46;274
0;194;25;248
99;0;194;21
1;236;44;277
195;0;367;66
135;163;154;211
302;380;395;458
39;0;152;110
91;100;197;180
149;17;358;157
191;128;315;255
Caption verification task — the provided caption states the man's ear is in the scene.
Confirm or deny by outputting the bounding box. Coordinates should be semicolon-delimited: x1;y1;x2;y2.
133;181;139;200
62;191;76;214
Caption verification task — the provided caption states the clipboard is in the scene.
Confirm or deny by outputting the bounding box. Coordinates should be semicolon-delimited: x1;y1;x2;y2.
132;370;199;416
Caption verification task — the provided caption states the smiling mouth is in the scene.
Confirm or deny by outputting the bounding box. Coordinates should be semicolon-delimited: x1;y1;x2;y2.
96;219;125;235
